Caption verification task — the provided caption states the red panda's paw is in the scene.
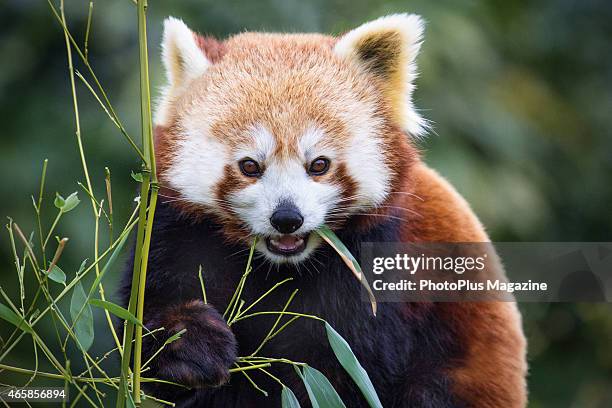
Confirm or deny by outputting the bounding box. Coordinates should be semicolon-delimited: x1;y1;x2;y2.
147;300;237;388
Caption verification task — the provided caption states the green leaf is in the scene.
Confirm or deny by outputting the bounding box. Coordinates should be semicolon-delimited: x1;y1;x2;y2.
300;365;346;408
126;390;136;408
61;192;80;213
0;303;32;333
77;259;88;276
131;171;143;182
316;225;377;316
66;227;134;351
54;193;66;209
281;386;301;408
325;323;382;408
70;281;94;351
294;366;319;408
30;309;41;321
88;229;131;298
90;299;142;327
165;328;187;345
45;265;66;286
54;192;80;213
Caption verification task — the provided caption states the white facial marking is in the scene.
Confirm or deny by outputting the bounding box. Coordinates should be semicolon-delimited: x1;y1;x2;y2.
234;125;276;163
298;126;323;157
227;125;341;263
340;106;391;208
168;112;391;265
166;119;228;208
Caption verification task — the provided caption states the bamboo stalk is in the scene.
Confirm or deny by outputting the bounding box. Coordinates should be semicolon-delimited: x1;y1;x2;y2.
133;0;158;403
117;177;150;408
118;1;158;406
132;190;157;404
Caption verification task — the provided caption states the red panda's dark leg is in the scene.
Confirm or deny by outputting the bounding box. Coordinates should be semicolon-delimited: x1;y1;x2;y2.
142;300;237;390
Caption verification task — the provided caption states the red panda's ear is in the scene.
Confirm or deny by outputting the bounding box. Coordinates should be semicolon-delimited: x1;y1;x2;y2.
334;14;427;136
162;17;210;88
156;17;210;125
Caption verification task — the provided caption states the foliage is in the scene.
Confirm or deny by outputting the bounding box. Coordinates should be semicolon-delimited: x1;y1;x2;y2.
0;2;383;407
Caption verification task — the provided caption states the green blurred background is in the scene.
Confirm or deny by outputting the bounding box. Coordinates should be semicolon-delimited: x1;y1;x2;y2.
1;0;611;407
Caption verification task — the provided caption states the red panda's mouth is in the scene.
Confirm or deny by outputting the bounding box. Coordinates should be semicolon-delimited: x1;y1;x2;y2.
265;234;309;256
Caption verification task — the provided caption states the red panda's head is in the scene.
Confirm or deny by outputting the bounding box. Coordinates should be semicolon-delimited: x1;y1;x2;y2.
155;15;425;263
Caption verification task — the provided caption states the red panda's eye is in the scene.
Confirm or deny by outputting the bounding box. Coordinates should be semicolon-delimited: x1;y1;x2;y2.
239;159;262;177
308;157;330;176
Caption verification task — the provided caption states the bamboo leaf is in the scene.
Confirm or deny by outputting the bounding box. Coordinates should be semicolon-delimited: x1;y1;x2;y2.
0;303;32;333
61;192;80;213
316;225;377;316
281;386;301;408
45;265;67;286
70;281;94;351
294;366;319;408
76;259;88;276
88;229;130;297
54;193;66;209
126;391;136;408
131;171;143;182
299;365;346;408
90;299;142;327
165;328;186;345
54;192;80;213
325;323;382;408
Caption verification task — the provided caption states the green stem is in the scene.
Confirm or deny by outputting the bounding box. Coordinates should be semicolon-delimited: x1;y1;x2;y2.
224;239;257;320
113;1;159;406
35;159;49;268
105;167;114;245
233;311;325;324
84;2;93;60
249;289;299;356
30;216;138;329
229;363;271;373
132;188;158;403
59;0;123;356
198;265;207;304
229;278;293;325
43;210;62;250
47;0;146;162
117;176;150;408
132;0;157;404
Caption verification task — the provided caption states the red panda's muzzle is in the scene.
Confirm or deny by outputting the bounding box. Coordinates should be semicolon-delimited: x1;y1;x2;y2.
266;233;309;256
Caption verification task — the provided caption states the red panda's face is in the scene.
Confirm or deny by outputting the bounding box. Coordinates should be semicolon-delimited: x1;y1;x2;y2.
155;16;425;263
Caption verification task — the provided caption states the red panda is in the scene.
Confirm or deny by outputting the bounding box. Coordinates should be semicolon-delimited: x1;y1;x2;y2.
120;14;527;408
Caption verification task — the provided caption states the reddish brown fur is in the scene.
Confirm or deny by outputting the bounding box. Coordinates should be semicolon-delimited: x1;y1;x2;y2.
163;33;388;153
194;34;226;63
398;164;528;407
156;32;408;239
215;165;256;241
154;28;527;407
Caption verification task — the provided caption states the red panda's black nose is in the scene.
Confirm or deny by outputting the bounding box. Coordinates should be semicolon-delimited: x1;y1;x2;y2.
270;203;304;234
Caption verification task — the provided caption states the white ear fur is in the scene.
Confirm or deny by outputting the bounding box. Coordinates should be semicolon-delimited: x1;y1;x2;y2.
155;17;209;125
162;17;209;87
334;14;427;136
